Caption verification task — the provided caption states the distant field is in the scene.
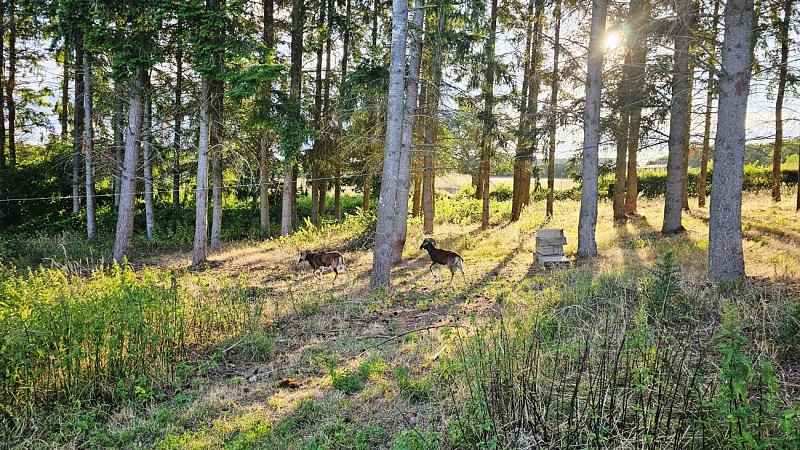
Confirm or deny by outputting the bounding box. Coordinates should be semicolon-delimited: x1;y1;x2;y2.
435;173;576;195
297;173;576;195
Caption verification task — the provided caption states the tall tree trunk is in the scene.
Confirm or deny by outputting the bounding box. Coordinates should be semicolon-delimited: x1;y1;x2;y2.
6;0;15;168
511;0;536;221
479;0;498;230
173;46;183;210
370;0;408;290
708;0;754;281
260;0;274;233
682;58;694;211
209;0;225;251
412;174;422;216
282;0;304;236
113;70;146;263
72;37;85;214
546;0;561;218
334;169;341;219
60;45;69;147
391;0;424;264
662;0;692;234
210;88;223;251
113;82;123;207
699;0;720;208
193;79;212;266
334;0;350;223
624;0;650;216
0;0;5;173
319;0;334;219
143;79;155;242
772;0;792;202
84;50;97;241
422;6;443;234
613;52;632;222
577;0;608;258
363;173;371;210
310;0;326;225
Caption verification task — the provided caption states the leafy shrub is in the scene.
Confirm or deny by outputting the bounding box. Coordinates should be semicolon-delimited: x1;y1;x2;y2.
640;250;683;317
488;183;513;201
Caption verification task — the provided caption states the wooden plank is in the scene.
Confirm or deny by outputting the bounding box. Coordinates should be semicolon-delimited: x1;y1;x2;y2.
535;253;571;264
536;245;564;255
536;228;565;238
536;237;567;246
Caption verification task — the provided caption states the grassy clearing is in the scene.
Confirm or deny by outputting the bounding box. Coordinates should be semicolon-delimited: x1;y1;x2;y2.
2;193;800;448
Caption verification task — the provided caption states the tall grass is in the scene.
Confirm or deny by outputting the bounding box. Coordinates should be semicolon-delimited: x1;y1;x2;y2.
445;257;800;449
0;262;269;414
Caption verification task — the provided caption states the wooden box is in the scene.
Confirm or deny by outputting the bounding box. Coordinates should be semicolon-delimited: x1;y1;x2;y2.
534;228;570;265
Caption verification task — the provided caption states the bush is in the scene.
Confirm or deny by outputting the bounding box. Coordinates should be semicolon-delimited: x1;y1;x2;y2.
600;165;799;200
488;183;513;201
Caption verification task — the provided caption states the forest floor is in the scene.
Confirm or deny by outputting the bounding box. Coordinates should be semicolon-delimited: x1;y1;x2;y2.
8;192;800;449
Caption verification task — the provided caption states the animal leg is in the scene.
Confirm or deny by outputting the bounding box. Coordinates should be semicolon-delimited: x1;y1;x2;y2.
333;268;339;282
429;263;438;281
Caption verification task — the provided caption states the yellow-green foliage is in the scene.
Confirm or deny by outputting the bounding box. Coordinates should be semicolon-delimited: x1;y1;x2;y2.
0;263;267;411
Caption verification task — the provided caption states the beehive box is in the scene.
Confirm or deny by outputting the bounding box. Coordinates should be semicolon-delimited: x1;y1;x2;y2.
535;228;570;265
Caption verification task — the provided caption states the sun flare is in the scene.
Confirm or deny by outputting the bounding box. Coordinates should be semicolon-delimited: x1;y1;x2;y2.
605;30;621;50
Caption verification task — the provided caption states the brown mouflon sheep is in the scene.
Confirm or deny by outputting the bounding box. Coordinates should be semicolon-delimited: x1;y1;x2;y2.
299;250;349;281
419;238;466;284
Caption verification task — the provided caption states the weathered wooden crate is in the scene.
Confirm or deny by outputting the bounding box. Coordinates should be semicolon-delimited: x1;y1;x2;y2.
535;228;570;265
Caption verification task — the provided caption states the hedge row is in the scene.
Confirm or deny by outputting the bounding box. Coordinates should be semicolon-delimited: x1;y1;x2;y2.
602;166;799;199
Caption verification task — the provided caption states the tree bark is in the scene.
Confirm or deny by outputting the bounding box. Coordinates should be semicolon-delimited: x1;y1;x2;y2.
422;7;443;235
412;174;422;217
113;70;146;263
479;0;499;230
260;0;274;233
772;0;792;202
708;0;754;281
546;0;561;218
193;79;212;266
113;82;124;208
663;0;692;234
391;0;424;265
282;0;304;236
699;0;720;208
60;45;69;150
370;0;408;290
363;173;371;211
577;0;608;258
613;51;632;222
624;0;650;216
84;50;97;241
0;0;5;173
6;0;16;168
209;0;225;251
682;58;694;211
143;78;155;243
72;37;84;214
310;0;326;226
511;0;536;221
173;46;183;210
259;132;270;235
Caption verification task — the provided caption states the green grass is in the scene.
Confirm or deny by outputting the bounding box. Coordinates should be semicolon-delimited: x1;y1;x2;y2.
2;192;800;448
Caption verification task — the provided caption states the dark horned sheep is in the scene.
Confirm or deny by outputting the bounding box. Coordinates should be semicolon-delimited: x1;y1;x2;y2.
298;250;349;282
419;238;466;284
